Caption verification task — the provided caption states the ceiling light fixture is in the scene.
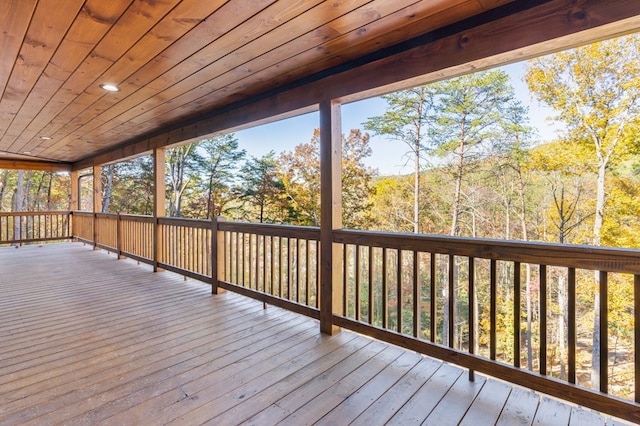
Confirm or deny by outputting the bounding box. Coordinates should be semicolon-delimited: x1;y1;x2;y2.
100;83;120;92
40;136;52;140
23;151;32;154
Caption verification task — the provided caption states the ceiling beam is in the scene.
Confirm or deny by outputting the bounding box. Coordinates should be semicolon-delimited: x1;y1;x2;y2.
74;0;640;170
0;159;71;172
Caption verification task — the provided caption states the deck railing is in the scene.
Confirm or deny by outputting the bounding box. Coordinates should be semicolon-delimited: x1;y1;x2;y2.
65;211;640;423
0;211;71;245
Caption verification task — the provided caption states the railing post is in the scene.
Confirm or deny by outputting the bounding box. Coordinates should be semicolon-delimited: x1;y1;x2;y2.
319;98;343;335
153;147;166;273
153;216;160;272
92;164;101;250
212;216;226;294
117;212;123;259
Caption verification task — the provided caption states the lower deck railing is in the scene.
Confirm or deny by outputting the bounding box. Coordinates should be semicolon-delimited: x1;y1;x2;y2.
56;211;640;422
0;211;71;245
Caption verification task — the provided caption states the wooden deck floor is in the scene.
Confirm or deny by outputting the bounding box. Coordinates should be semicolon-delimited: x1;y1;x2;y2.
0;242;632;426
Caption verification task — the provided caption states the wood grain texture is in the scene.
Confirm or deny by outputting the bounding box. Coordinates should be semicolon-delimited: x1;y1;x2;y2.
0;242;626;425
13;0;640;166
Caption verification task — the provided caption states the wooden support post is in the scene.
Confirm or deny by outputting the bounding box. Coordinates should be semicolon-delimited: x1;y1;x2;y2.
70;170;79;240
92;165;102;249
212;216;226;294
117;212;123;259
70;170;79;211
153;148;166;272
319;99;343;335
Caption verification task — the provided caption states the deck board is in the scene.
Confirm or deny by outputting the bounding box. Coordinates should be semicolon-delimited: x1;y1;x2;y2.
0;243;632;425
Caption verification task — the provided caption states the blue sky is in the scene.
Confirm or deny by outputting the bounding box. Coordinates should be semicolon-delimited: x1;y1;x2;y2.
235;61;561;176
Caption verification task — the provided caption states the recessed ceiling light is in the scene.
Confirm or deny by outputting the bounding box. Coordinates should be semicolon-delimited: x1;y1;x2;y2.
100;83;120;92
40;136;52;140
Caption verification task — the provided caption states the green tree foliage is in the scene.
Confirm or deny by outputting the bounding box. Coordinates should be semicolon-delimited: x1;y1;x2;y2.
430;70;525;236
527;34;640;390
278;128;376;228
364;87;434;233
237;151;285;223
0;170;70;212
101;156;154;215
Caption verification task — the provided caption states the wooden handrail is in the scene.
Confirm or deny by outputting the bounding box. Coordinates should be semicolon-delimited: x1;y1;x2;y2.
0;211;72;245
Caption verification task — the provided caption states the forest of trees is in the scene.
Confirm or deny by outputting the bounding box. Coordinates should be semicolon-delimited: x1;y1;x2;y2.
2;35;639;398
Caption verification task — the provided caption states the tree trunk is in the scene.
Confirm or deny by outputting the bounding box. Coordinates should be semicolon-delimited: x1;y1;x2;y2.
516;167;533;371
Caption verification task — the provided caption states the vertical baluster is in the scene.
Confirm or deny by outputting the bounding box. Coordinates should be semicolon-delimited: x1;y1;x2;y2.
514;261;521;368
356;245;361;321
279;237;283;297
469;256;476;381
287;237;292;299
397;249;402;333
568;267;576;384
448;254;454;348
430;252;436;342
249;233;254;289
600;270;608;393
369;246;374;325
413;251;419;338
295;239;300;302
262;235;266;293
316;240;320;309
635;274;640;403
382;247;388;329
343;244;348;316
540;265;547;375
305;240;310;306
490;259;497;361
271;236;276;295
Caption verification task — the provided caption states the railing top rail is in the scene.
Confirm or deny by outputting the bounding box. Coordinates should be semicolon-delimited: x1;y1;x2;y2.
218;221;320;240
158;217;211;228
120;213;155;222
334;228;640;274
0;211;71;217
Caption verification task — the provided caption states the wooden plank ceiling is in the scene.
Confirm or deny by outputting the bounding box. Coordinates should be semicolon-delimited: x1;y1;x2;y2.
0;0;515;167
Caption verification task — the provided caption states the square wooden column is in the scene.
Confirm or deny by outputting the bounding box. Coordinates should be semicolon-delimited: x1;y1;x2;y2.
93;165;102;213
153;148;166;272
92;165;102;249
70;170;79;211
319;99;343;335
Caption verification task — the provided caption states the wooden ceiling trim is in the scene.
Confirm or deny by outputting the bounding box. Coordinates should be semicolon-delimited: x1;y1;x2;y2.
142;0;501;131
79;0;469;149
66;0;352;150
3;0;138;154
0;0;37;99
11;0;185;156
0;159;71;172
39;0;233;155
1;1;133;153
323;0;640;100
15;0;227;159
0;0;85;142
73;0;640;170
39;0;283;160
